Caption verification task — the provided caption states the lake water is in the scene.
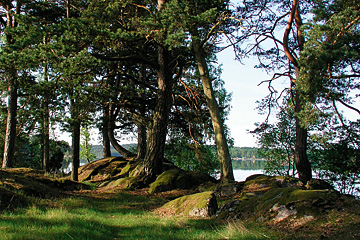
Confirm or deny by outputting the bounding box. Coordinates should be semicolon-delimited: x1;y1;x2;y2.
233;169;264;182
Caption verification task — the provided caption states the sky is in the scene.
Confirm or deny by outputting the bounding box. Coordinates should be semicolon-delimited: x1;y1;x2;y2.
216;49;273;147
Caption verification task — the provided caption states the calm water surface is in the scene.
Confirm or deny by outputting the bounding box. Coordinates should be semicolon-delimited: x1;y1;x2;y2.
233;169;264;182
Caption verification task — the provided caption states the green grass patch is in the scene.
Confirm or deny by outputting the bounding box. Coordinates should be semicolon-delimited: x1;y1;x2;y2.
0;191;275;240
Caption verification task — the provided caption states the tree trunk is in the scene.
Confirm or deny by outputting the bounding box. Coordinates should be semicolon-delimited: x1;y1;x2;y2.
42;63;50;173
293;69;312;183
283;0;312;183
134;0;173;184
108;128;136;158
102;105;111;158
137;124;147;159
41;101;50;172
70;97;80;181
2;72;18;168
191;30;234;183
135;45;173;183
71;119;80;181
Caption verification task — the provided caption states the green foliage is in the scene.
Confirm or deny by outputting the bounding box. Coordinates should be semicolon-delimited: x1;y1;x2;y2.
229;147;261;159
251;99;297;177
165;136;219;176
231;160;265;170
312;141;360;195
80;126;96;163
13;135;70;172
299;0;360;126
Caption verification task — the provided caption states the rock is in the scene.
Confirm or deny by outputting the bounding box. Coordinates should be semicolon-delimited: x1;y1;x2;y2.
305;178;334;190
214;182;243;197
149;169;217;194
157;191;218;217
78;157;129;182
270;203;297;222
149;168;182;194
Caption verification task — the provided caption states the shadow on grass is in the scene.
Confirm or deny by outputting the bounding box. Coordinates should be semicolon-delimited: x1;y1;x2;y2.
0;191;271;240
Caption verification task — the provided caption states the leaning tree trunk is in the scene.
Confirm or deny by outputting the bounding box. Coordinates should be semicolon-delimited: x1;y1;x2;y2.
191;30;235;183
2;72;18;168
107;128;136;158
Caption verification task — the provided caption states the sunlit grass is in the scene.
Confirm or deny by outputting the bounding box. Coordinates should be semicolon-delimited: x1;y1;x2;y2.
0;192;275;240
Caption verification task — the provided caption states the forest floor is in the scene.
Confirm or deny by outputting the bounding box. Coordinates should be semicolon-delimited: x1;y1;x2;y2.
0;168;359;240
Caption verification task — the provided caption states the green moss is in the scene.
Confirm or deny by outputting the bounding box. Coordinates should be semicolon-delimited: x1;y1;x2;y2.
162;191;214;215
106;177;140;189
149;168;181;194
288;189;338;202
119;163;132;176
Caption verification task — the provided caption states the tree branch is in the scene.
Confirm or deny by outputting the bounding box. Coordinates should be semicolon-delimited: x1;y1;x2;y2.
283;0;299;67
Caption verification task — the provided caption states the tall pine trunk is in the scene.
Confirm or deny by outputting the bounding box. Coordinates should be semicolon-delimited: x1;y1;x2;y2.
134;0;174;184
191;30;234;183
135;44;173;183
283;0;312;183
2;72;18;168
137;124;147;159
41;62;50;173
102;105;111;158
71;117;81;181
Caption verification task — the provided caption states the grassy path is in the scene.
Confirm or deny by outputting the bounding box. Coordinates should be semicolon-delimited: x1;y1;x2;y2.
0;188;273;240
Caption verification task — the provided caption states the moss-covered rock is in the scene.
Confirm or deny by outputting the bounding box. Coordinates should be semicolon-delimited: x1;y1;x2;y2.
149;169;217;194
157;191;218;217
149;168;181;194
216;174;342;224
78;157;128;182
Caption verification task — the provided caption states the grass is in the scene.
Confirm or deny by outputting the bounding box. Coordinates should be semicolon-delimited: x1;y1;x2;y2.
0;190;274;240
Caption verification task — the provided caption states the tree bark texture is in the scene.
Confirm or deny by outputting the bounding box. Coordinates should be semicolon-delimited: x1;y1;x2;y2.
42;63;50;173
1;2;19;168
70;97;80;181
135;45;173;183
283;0;312;183
71;119;80;181
137;124;147;159
191;31;235;183
102;105;111;158
2;72;18;168
41;101;50;172
134;0;174;184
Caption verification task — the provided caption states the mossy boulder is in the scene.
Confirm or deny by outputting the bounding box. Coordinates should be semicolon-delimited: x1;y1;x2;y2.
149;168;217;194
157;191;218;217
78;157;130;182
216;174;341;224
